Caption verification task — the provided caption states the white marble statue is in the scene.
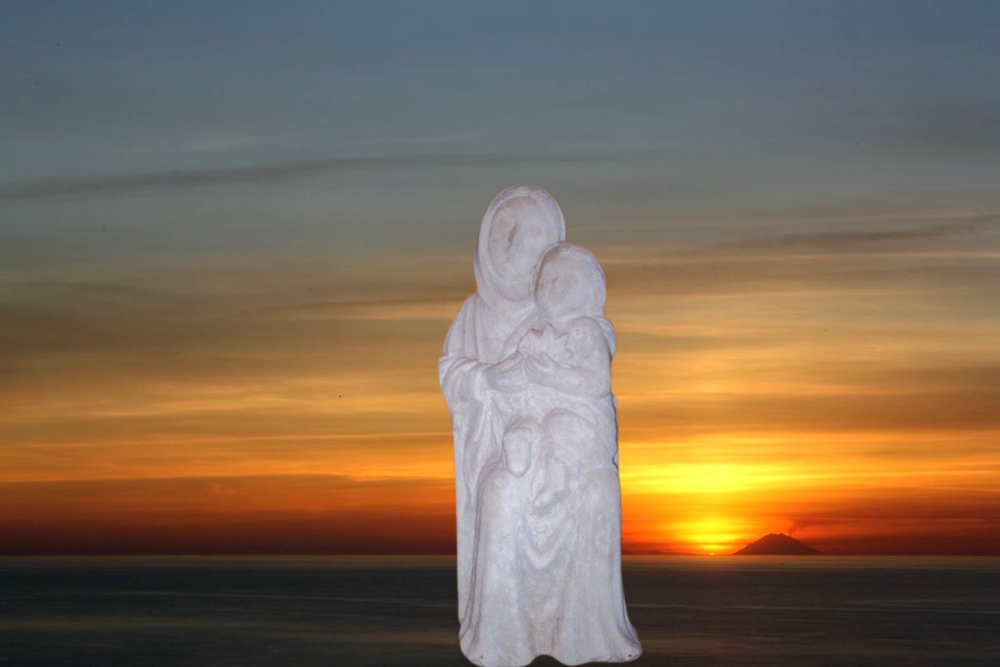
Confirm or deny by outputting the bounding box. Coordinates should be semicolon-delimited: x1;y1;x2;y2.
440;185;641;667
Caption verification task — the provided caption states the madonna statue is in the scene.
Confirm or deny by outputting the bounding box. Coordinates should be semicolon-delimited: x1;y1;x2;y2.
440;186;641;667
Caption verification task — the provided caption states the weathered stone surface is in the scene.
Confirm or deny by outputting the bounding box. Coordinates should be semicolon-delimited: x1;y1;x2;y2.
440;185;641;666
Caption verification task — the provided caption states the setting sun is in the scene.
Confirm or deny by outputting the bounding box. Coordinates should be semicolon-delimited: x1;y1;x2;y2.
670;516;752;555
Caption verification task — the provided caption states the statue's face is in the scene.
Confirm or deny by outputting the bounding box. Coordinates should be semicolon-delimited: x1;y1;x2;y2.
487;198;559;297
535;248;605;321
535;260;580;320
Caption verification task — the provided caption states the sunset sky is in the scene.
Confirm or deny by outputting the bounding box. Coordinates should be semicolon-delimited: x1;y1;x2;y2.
2;1;999;556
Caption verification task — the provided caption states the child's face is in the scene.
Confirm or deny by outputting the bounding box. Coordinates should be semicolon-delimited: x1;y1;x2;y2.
535;260;599;320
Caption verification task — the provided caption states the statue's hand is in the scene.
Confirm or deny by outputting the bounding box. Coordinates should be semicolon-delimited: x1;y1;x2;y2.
531;483;570;512
487;354;527;391
525;352;559;384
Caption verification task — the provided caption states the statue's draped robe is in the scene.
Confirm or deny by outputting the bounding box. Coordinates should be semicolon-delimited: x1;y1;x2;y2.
440;290;533;626
440;186;563;629
454;317;641;665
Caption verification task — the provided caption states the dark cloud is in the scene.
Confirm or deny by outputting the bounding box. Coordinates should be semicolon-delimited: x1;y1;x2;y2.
0;297;446;395
0;260;460;357
0;261;456;462
597;210;1000;301
9;279;156;301
619;365;1000;440
822;98;1000;161
606;257;996;302
0;150;633;202
0;474;455;555
785;490;1000;555
725;214;999;251
260;295;466;320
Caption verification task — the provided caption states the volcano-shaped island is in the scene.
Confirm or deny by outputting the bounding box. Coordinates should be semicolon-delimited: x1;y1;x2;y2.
734;533;823;555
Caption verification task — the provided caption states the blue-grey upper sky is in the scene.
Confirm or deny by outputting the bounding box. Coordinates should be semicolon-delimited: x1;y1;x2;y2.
2;0;999;259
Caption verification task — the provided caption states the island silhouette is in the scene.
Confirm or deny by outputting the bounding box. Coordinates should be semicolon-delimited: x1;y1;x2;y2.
734;533;823;555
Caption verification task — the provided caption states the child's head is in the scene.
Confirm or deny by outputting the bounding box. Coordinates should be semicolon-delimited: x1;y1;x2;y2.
502;419;536;478
534;243;606;321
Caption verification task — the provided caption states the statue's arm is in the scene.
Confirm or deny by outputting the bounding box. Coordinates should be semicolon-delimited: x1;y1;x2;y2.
440;355;489;404
440;307;529;399
443;351;528;398
439;297;490;403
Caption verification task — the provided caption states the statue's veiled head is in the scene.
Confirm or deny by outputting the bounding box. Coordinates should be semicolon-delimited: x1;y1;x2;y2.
476;186;565;304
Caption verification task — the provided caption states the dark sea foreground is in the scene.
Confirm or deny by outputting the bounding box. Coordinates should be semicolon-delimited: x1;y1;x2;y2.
1;555;999;667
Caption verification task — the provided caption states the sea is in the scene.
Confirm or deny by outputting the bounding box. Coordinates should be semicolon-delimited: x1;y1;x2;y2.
1;555;998;666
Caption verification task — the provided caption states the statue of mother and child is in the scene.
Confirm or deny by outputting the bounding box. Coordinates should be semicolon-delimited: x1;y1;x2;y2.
440;185;641;666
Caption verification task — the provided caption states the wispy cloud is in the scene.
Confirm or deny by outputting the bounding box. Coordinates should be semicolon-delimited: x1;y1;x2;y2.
162;135;277;154
0;150;634;202
820;97;1000;161
721;214;1000;252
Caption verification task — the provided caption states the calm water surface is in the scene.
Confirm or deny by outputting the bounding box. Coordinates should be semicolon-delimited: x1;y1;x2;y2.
1;555;998;666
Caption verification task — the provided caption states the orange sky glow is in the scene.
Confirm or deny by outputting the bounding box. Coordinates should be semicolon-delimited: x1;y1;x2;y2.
3;229;998;556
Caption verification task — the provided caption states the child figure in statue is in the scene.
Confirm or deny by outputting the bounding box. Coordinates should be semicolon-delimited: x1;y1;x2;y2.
504;242;619;512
